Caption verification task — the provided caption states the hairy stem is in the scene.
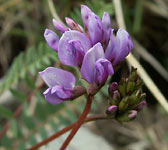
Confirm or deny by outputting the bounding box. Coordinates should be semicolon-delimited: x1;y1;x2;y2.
60;95;93;150
27;114;107;150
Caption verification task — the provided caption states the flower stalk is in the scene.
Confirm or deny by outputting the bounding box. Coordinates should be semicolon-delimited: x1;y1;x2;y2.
27;114;107;150
60;95;93;150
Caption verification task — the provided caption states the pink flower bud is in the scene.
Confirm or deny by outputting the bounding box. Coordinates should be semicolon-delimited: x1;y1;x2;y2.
128;110;137;119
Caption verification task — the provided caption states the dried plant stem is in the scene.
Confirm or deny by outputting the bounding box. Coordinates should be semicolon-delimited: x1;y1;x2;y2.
60;95;93;150
27;114;107;150
133;39;168;81
48;0;64;25
113;0;168;112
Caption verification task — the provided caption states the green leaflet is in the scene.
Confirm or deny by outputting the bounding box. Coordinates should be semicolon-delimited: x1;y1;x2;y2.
0;42;58;95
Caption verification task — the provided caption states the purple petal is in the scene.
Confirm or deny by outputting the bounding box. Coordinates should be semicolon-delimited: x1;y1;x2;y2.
44;29;59;52
43;88;63;105
70;40;85;66
58;30;91;66
51;85;73;99
39;67;76;88
113;28;134;65
81;43;105;83
102;12;111;44
81;5;92;29
88;13;103;45
105;29;116;61
94;59;114;84
52;19;68;33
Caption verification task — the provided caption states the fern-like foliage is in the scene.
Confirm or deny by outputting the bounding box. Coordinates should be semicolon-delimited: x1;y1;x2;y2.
0;42;58;95
0;80;108;150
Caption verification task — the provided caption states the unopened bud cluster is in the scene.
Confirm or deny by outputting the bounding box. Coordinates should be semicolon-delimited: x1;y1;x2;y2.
106;67;146;122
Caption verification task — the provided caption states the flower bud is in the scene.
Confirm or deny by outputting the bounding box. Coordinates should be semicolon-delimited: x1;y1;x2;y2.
134;79;143;90
135;101;147;111
106;105;117;115
109;90;120;105
128;67;137;82
116;110;137;122
126;81;135;94
65;17;83;32
44;29;59;52
128;110;137;120
52;19;68;33
128;94;138;105
118;96;129;113
109;82;118;93
119;78;126;97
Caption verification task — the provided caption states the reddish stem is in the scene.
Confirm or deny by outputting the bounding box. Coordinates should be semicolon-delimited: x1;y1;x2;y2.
27;114;107;150
60;95;93;150
0;82;44;140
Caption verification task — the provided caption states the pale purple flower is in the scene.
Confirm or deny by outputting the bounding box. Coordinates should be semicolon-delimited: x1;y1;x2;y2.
39;67;76;105
43;4;134;102
105;28;134;65
58;30;91;67
44;5;133;67
81;43;114;85
44;29;59;52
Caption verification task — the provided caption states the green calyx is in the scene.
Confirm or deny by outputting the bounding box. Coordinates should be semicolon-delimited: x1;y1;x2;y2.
107;67;146;123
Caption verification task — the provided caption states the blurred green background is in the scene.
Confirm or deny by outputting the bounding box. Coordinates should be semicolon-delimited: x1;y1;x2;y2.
0;0;168;150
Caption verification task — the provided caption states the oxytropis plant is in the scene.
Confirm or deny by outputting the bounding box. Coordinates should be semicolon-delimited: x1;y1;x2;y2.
37;5;146;150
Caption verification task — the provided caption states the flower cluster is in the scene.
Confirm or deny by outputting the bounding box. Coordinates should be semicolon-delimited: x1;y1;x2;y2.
40;5;133;105
106;68;147;122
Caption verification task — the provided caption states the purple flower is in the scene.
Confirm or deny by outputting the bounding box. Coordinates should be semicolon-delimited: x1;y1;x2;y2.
44;5;133;67
39;67;76;105
81;43;114;85
44;29;59;52
43;5;134;99
58;30;91;67
105;28;134;65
